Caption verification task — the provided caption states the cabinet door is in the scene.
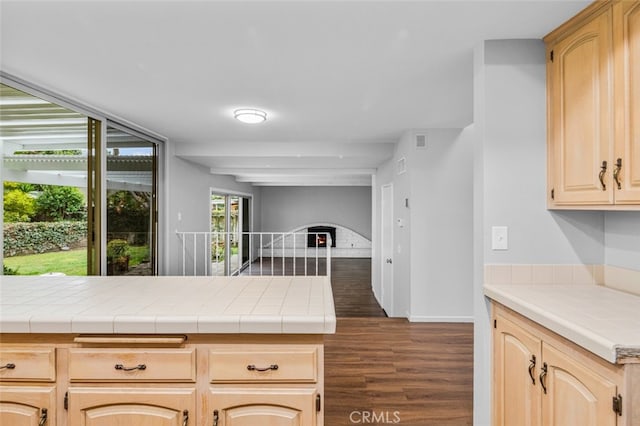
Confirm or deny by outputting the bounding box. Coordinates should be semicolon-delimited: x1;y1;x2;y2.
0;386;55;426
493;315;542;426
68;387;195;426
614;0;640;203
541;344;617;426
210;387;317;426
548;8;613;205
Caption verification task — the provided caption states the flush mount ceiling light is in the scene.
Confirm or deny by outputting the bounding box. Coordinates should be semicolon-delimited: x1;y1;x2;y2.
234;108;267;124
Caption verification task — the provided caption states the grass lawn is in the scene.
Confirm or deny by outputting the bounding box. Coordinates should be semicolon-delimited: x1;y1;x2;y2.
4;246;150;276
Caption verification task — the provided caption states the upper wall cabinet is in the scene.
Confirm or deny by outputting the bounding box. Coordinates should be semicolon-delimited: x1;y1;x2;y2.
614;0;640;203
545;0;640;209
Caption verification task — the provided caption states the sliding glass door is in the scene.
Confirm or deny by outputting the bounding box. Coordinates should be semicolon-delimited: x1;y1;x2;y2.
1;82;159;276
1;83;91;275
210;192;251;276
105;125;157;275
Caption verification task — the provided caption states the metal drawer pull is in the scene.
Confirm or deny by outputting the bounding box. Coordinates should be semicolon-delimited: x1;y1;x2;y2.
114;363;147;371
182;409;189;426
528;355;536;385
0;363;16;370
539;362;548;394
247;364;279;372
599;160;607;191
613;158;622;190
39;408;48;426
213;409;219;426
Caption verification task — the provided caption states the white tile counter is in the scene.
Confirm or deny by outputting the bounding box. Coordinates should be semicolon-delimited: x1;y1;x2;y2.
0;275;336;335
484;283;640;364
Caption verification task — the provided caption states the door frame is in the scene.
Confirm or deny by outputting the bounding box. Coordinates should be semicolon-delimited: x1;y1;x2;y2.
380;183;394;316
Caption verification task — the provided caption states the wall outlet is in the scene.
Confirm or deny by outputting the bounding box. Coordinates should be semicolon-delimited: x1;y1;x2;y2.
492;226;508;250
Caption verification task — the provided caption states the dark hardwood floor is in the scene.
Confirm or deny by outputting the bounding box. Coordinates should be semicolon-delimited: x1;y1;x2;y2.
324;319;474;426
330;258;386;318
325;258;474;426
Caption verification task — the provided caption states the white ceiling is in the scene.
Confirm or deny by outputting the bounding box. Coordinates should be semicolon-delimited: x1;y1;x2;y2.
0;0;589;186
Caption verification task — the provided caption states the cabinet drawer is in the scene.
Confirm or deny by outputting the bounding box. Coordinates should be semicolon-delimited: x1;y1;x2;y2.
0;348;55;382
68;348;195;382
209;346;318;383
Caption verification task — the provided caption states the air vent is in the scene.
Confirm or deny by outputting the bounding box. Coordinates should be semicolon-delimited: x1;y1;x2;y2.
415;134;427;149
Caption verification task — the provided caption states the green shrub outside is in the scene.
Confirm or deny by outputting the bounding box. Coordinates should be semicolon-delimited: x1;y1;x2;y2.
3;182;86;223
3;264;18;275
3;189;36;222
107;239;131;261
3;221;86;257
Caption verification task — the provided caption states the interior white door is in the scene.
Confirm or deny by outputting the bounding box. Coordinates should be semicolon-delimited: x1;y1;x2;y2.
380;184;394;316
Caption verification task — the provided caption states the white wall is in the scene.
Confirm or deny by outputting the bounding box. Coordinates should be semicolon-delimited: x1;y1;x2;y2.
409;128;474;322
166;143;261;275
605;212;640;271
259;186;371;239
373;128;474;321
472;39;606;426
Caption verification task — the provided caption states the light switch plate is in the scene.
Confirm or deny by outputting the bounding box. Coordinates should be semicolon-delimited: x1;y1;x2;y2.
492;226;508;250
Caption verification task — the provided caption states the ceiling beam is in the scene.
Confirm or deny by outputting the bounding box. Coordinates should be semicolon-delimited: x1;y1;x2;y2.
174;141;395;158
241;175;372;186
251;180;372;187
211;167;375;176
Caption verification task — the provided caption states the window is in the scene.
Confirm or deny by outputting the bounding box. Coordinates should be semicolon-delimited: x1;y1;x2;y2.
1;82;160;276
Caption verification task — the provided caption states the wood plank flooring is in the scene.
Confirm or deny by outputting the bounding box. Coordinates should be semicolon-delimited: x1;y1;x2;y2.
330;258;386;317
325;258;474;426
325;319;474;426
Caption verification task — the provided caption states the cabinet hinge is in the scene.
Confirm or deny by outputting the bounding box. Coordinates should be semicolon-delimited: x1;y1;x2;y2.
612;394;622;416
64;391;68;410
550;50;554;62
316;394;321;412
551;188;555;200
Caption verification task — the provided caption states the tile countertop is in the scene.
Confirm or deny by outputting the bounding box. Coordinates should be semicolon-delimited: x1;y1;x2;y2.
0;275;336;335
484;284;640;364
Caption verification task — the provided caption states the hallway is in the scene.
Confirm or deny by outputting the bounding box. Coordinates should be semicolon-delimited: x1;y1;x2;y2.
325;258;474;426
330;258;386;318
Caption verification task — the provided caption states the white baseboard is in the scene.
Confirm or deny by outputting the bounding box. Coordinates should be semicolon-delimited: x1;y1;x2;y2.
409;315;474;323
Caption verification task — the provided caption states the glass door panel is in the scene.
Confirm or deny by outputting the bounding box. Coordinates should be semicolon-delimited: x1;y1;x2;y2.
105;125;156;275
1;83;90;276
228;195;240;275
211;194;226;276
210;193;251;276
241;197;250;266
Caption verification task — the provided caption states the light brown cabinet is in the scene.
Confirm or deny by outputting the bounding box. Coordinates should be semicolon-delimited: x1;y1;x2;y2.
210;388;317;426
546;0;640;209
207;344;322;426
66;347;197;425
492;303;635;425
541;343;617;426
0;335;325;426
0;386;55;426
0;348;57;426
493;313;541;426
68;387;196;426
613;0;640;203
